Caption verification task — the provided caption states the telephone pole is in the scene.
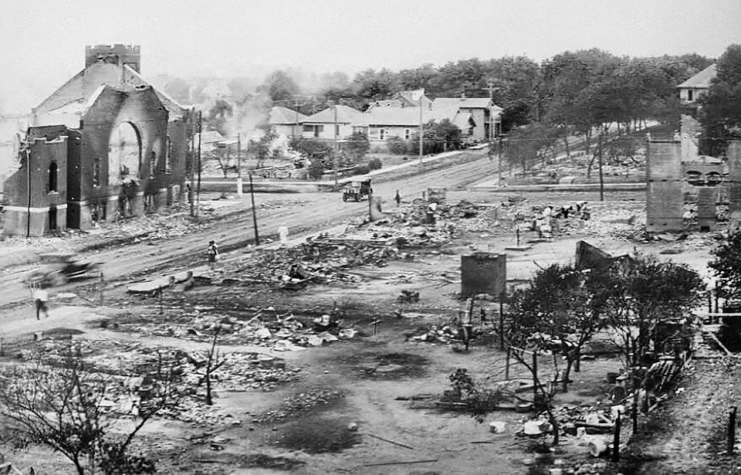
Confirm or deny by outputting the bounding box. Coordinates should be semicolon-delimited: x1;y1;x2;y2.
333;102;339;187
598;134;605;201
418;95;424;166
196;110;202;217
236;133;243;197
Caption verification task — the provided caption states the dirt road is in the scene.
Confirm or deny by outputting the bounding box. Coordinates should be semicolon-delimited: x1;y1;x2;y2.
0;151;495;312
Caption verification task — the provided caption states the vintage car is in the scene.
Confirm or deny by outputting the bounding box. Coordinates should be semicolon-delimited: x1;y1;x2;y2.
27;253;102;288
341;178;373;202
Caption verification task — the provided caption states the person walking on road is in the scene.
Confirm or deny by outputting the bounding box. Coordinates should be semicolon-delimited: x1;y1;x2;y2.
207;240;220;270
33;286;49;320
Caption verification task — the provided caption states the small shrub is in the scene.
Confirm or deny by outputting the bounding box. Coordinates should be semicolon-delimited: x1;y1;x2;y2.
386;136;408;155
308;160;325;180
367;157;382;170
354;165;370;175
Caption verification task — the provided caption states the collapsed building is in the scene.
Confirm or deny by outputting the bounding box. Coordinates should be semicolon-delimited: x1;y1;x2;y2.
3;44;193;236
646;116;741;233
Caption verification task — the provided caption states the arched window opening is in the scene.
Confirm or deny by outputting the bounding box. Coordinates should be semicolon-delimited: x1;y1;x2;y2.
48;162;58;193
707;172;723;187
108;122;141;185
686;171;703;186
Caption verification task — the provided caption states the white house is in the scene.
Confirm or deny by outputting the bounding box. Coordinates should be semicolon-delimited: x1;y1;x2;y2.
677;64;717;103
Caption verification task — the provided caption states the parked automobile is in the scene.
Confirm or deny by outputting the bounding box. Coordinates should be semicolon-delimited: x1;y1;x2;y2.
27;253;102;288
342;178;373;202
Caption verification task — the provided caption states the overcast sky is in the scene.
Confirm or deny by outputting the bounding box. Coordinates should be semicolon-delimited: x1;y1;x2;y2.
1;0;740;113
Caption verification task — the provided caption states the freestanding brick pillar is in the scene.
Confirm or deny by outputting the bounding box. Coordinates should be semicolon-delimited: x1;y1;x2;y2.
646;140;684;232
728;142;741;233
461;252;506;298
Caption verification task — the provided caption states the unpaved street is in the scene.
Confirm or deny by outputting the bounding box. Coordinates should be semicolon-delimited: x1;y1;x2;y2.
0;151;493;312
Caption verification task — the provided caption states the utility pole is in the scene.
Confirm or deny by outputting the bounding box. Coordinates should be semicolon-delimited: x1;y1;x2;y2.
333;102;339;187
236;134;243;197
249;173;260;245
497;135;504;187
26;147;31;238
598;134;604;201
189;109;196;217
294;98;300;138
418;93;424;166
196;110;202;217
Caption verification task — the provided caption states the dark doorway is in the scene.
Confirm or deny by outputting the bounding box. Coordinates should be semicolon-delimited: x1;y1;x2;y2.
49;205;57;230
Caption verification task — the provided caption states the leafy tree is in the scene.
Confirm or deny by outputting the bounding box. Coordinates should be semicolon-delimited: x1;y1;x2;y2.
484;56;543;119
352;68;400;101
412;119;461;154
398;63;440;92
307;159;325;179
502;123;560;171
605;254;704;369
260;70;300;103
206;99;233;136
709;231;741;302
342;131;370;165
699;44;741;156
507;264;609;394
249;130;279;169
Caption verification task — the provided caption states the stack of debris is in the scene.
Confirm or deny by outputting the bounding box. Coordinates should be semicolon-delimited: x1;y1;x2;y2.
116;309;356;349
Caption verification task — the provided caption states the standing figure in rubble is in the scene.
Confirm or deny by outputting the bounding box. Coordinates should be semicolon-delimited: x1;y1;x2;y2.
394;190;401;207
207;240;220;270
33;286;49;320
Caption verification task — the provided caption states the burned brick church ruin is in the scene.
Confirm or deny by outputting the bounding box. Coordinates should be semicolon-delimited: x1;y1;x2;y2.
3;44;192;236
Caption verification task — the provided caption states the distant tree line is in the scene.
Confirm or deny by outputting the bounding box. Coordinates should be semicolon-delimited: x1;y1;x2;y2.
162;46;741;166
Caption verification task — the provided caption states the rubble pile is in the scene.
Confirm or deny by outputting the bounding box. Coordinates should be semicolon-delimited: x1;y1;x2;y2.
386;200;502;235
406;324;463;344
10;337;304;426
91;205;209;243
116;309;355;349
229;239;404;285
255;389;345;423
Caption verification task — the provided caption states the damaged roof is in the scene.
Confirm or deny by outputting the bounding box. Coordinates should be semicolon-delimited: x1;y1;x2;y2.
33;62;189;120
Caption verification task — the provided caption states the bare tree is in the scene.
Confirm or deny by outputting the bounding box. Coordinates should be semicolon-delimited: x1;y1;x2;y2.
0;346;182;474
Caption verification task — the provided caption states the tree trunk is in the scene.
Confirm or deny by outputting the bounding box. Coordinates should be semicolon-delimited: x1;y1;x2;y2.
584;129;592;155
546;406;560;446
563;131;571;159
563;358;573;393
206;369;212;405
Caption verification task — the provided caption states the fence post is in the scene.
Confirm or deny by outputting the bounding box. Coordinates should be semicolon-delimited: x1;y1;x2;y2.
505;347;511;380
532;351;538;400
729;406;737;456
612;411;621;462
99;272;105;307
499;295;505;351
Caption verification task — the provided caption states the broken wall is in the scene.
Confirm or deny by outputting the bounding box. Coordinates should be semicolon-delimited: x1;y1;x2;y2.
729;142;741;233
646;140;684;231
73;86;169;229
3;134;68;236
